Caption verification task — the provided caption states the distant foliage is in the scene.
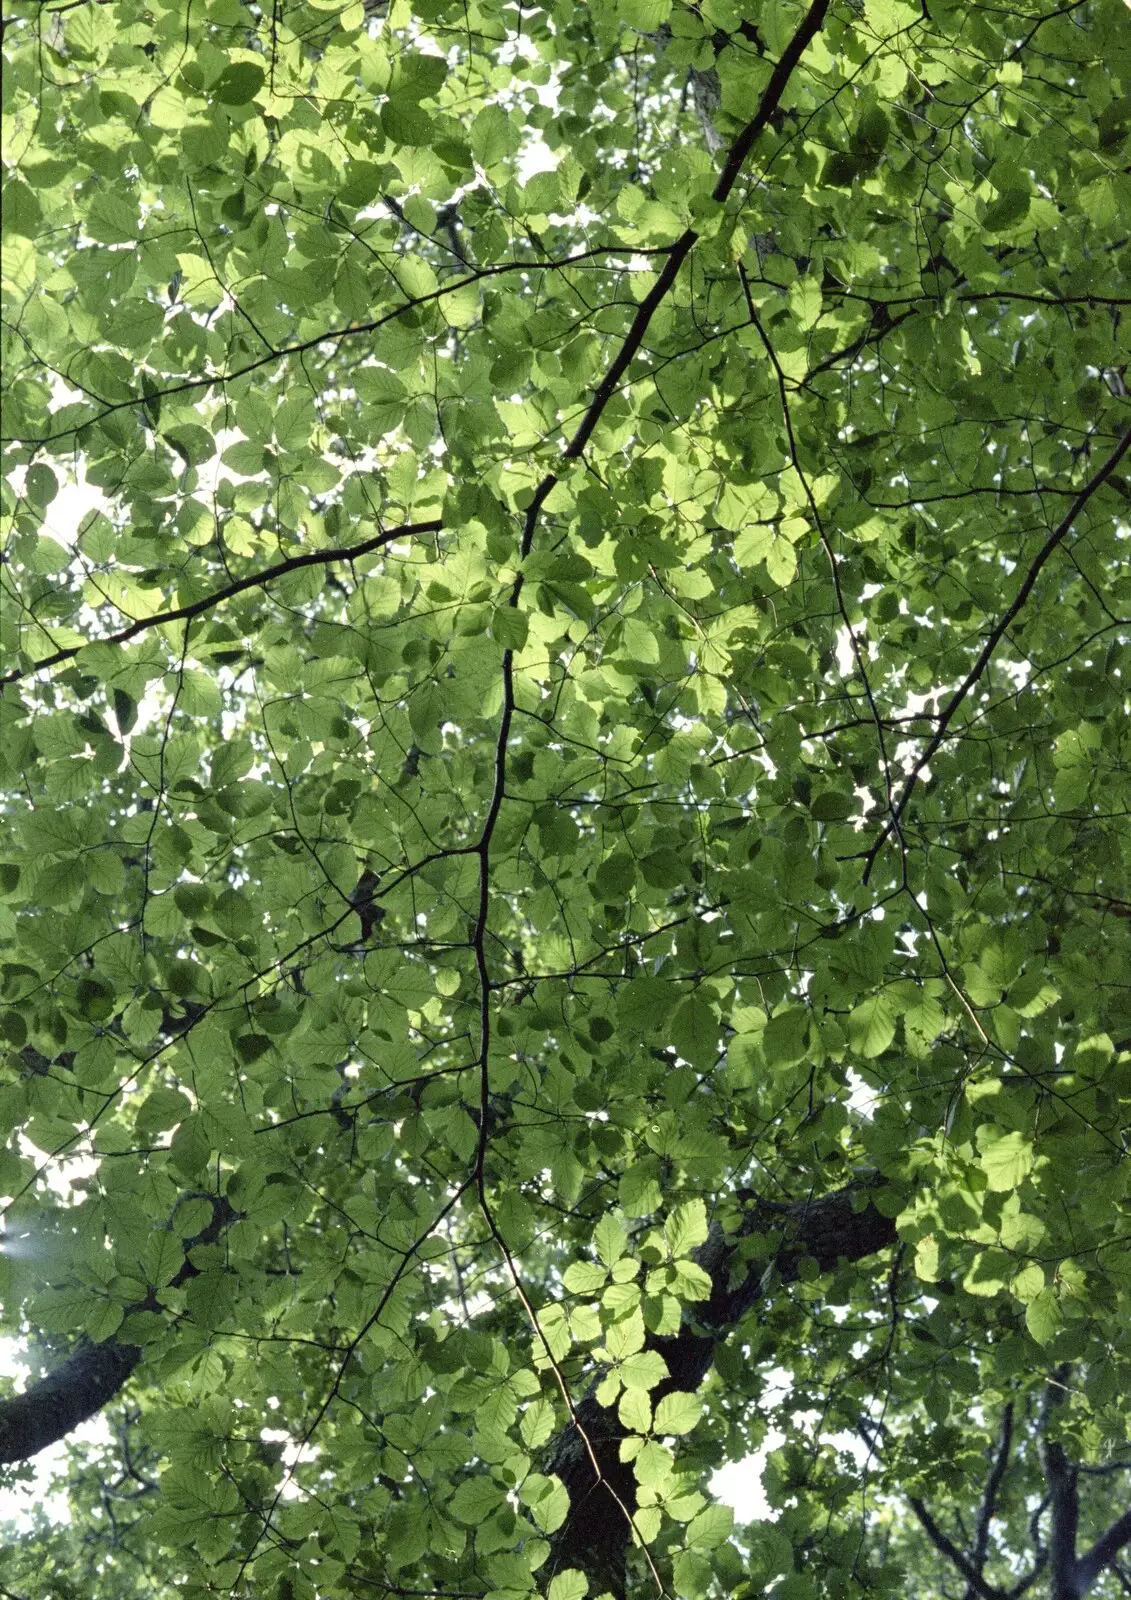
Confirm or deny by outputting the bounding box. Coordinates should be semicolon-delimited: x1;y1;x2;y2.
1;0;1129;1596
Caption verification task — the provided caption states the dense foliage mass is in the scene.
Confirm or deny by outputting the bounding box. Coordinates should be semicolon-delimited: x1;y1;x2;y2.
1;0;1129;1596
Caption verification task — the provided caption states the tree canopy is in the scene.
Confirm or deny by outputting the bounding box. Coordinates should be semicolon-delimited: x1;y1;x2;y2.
1;0;1130;1596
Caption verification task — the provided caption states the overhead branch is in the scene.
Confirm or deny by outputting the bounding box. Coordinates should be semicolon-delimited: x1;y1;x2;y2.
0;246;671;452
863;422;1131;882
969;1402;1015;1588
474;9;838;1593
0;1176;894;1543
1005;1550;1048;1599
1077;1508;1131;1594
0;1339;142;1466
909;1496;1005;1600
510;0;832;552
1;519;442;687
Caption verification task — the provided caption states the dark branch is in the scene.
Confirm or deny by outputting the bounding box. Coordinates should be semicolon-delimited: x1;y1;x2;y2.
909;1497;1004;1600
1078;1509;1131;1595
710;0;831;203
969;1402;1014;1589
1;520;442;686
863;423;1131;881
0;1340;141;1465
0;247;670;450
475;13;839;1592
1038;1369;1080;1600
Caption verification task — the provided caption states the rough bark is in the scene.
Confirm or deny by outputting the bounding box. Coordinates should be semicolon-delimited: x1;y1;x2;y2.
543;1176;899;1597
1040;1369;1081;1600
0;1338;142;1464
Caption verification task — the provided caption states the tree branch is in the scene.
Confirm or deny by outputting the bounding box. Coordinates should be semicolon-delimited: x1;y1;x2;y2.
1077;1509;1131;1595
0;1340;142;1465
863;422;1131;881
1;519;442;686
1;247;671;451
909;1496;1005;1600
1038;1368;1080;1600
968;1401;1014;1592
1005;1550;1048;1600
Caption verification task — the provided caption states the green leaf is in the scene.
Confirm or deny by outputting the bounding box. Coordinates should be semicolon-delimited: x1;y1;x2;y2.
913;1235;939;1283
854;107;891;154
809;790;854;822
619;0;672;28
654;1391;701;1436
618;1387;652;1433
213;62;265;104
490;605;529;651
449;1476;507;1524
673;1548;714;1598
977;1127;1034;1192
665;1200;708;1259
162;425;215;467
143;1230;185;1288
789;275;822;332
519;1396;556;1449
594;1215;628;1267
669;1259;713;1302
1025;1288;1061;1347
135;1088;193;1135
604;1308;646;1361
620;1351;668;1392
763;1006;809;1068
983;187;1031;233
620;617;660;664
547;1572;588;1600
620;1162;662;1216
847;993;897;1058
470;105;518;168
563;1261;607;1294
2;6;1128;1596
617;977;679;1031
686;1502;733;1549
86;191;139;242
2;180;42;238
669;996;718;1069
519;1472;569;1533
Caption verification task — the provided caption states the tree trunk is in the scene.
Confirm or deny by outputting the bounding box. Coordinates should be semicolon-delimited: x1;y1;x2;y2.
0;1192;236;1465
544;1177;898;1594
0;1339;141;1463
